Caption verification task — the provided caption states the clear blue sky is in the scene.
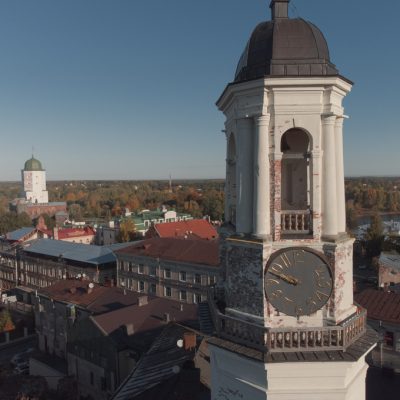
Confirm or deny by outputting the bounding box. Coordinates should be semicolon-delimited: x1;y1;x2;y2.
0;0;398;181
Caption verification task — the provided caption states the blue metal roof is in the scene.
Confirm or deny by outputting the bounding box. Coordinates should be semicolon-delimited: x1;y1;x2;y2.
23;239;116;265
6;227;35;241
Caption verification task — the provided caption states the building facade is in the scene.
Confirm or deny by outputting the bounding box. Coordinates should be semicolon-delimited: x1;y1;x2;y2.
66;298;198;400
0;239;117;290
356;289;400;372
34;281;143;359
208;1;376;399
115;237;220;304
378;252;400;288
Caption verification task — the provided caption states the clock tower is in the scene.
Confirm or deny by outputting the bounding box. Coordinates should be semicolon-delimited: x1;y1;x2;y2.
208;1;377;399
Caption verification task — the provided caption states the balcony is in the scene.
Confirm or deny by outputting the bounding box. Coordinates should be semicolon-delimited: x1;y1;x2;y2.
281;209;312;236
208;291;367;353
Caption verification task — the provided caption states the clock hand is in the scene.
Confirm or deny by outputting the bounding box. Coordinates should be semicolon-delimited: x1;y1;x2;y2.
269;271;299;285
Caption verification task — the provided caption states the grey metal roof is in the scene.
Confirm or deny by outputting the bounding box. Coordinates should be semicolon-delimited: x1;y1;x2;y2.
6;227;35;241
379;252;400;271
112;324;195;400
105;241;141;252
23;239;116;265
234;3;339;83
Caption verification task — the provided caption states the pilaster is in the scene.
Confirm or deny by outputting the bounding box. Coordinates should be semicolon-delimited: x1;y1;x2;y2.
235;118;254;235
253;114;271;239
321;115;338;239
335;117;346;234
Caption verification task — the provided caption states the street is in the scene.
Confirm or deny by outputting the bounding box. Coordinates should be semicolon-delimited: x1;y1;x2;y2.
0;335;37;366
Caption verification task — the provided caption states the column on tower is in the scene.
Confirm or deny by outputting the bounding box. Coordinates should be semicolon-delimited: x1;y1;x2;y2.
235;118;254;234
253;114;271;238
225;131;237;225
321;115;338;238
335;117;346;233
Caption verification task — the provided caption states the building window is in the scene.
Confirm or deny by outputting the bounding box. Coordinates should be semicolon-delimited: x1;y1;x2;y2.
165;287;172;297
150;283;156;294
195;274;201;284
138;281;145;292
138;264;144;274
180;290;187;301
384;331;394;347
149;266;156;277
179;271;186;282
194;293;202;304
101;377;107;390
209;275;216;285
90;371;94;386
164;269;171;279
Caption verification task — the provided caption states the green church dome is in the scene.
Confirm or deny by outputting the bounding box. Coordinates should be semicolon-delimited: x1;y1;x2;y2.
24;156;44;171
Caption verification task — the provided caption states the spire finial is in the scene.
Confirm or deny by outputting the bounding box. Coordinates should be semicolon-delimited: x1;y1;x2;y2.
270;0;290;20
32;146;34;158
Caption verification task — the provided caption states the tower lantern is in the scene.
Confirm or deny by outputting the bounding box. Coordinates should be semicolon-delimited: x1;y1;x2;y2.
209;2;376;399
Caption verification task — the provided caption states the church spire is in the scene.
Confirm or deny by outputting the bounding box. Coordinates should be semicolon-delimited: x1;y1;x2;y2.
270;0;289;20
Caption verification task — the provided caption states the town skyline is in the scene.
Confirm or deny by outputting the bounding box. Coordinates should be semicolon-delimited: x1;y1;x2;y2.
1;0;399;181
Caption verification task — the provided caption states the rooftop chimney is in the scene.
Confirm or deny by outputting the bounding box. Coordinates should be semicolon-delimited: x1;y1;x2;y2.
138;296;148;306
124;323;135;335
270;0;289;20
53;227;59;240
87;282;94;294
183;332;197;351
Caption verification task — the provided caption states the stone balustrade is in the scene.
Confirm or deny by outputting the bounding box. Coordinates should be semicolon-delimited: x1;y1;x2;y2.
208;290;367;353
281;209;312;234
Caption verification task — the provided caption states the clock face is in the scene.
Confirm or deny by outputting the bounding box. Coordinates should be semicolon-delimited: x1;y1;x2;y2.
264;248;333;317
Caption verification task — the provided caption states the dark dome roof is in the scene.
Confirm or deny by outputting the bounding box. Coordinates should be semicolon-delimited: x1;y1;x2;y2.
235;10;339;83
24;156;44;171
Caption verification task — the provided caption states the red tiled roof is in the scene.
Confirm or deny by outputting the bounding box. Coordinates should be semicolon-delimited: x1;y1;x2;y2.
116;237;219;267
355;288;400;324
42;226;96;240
152;219;218;240
92;297;198;335
38;279;142;313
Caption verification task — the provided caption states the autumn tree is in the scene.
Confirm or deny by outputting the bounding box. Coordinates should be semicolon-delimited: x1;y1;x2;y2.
201;190;224;221
365;213;384;257
0;310;15;332
117;219;137;242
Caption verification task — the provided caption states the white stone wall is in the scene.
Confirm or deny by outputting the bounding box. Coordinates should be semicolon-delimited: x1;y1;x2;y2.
210;344;371;400
218;76;352;240
22;170;49;203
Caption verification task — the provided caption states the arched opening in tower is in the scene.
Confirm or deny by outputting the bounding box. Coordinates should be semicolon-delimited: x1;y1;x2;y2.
280;129;312;234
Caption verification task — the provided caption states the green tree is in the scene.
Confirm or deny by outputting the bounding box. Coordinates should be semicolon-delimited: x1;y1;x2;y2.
346;206;358;231
39;213;56;229
365;213;384;257
201;190;224;221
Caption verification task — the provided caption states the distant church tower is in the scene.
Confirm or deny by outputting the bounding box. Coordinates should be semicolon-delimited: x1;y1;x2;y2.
22;156;49;204
208;1;376;399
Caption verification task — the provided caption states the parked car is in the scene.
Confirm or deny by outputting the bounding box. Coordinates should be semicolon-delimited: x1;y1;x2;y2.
10;347;35;366
14;361;29;375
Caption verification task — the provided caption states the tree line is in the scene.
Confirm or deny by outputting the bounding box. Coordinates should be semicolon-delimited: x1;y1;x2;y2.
0;180;225;234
